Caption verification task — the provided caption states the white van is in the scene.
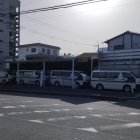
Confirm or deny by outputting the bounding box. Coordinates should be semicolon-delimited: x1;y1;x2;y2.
16;70;41;86
50;70;89;88
91;70;136;93
0;71;9;84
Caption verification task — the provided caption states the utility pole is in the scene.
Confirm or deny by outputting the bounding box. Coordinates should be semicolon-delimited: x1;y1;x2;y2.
94;43;100;70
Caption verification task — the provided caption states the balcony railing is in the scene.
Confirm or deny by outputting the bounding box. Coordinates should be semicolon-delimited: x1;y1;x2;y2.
99;48;140;60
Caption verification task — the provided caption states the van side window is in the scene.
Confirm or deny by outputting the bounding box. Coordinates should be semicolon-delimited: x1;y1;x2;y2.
112;72;119;78
122;72;135;82
92;72;99;78
99;72;106;78
52;71;60;76
63;72;71;76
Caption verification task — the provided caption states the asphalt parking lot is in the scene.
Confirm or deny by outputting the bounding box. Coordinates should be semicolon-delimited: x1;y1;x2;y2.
0;92;140;140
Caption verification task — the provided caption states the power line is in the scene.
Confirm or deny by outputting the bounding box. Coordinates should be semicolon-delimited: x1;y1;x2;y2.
21;26;95;46
21;0;107;15
23;15;97;42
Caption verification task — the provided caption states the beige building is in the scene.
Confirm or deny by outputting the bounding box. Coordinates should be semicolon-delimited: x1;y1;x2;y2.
0;0;20;69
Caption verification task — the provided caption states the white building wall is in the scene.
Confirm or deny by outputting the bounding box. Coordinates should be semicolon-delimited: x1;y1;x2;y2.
18;45;60;60
132;35;140;49
100;32;140;77
124;34;131;49
108;33;140;51
108;36;123;51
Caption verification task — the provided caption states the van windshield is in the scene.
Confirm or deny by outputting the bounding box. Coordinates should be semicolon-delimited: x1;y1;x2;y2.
130;72;137;78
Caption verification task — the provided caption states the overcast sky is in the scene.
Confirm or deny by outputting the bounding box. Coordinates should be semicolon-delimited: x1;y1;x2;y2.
20;0;140;55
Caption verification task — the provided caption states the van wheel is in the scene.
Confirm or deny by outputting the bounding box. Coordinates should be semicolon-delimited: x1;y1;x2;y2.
96;84;104;91
19;80;24;85
54;81;60;87
35;80;40;86
2;79;7;84
75;82;80;89
123;85;131;93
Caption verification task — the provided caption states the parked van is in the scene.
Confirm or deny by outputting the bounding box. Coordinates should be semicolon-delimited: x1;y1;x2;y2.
0;71;9;84
91;70;136;93
50;70;89;88
16;70;41;86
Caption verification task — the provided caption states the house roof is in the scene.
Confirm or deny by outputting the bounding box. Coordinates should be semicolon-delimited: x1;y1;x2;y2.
105;31;140;44
77;53;98;59
26;54;74;62
19;43;61;50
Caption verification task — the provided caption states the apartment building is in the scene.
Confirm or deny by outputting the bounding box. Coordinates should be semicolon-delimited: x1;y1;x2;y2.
18;43;61;60
0;0;20;69
99;31;140;77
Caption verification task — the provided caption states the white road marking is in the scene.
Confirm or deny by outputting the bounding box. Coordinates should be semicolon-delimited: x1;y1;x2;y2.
53;104;61;106
0;114;4;117
18;105;26;108
24;101;34;103
50;109;60;112
8;111;32;115
90;114;102;117
61;109;70;111
2;106;16;109
86;108;95;110
29;104;61;107
48;117;73;122
78;128;98;133
101;123;140;130
34;110;50;113
2;104;61;109
28;120;44;124
74;116;87;119
128;112;140;115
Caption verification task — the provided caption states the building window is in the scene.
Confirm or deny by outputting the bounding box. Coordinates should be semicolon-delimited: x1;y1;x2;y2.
0;40;3;42
42;48;45;53
114;45;124;50
0;50;3;53
31;48;36;53
53;50;57;55
46;49;50;55
0;29;3;32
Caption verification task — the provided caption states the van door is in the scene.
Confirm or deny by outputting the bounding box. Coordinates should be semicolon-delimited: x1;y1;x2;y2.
62;72;72;86
103;72;121;90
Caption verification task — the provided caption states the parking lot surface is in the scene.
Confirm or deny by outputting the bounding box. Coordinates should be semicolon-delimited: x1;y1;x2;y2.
0;92;140;140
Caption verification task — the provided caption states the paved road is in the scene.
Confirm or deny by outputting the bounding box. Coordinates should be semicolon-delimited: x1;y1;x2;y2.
0;91;140;140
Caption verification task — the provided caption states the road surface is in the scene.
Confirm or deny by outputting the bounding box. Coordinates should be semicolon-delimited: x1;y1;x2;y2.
0;91;140;140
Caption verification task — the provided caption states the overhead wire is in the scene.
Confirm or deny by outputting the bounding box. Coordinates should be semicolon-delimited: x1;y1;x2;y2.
21;0;107;14
23;15;97;43
21;26;95;46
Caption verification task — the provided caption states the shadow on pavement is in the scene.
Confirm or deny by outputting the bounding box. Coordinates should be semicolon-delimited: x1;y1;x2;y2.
112;100;140;110
0;85;139;106
0;89;99;105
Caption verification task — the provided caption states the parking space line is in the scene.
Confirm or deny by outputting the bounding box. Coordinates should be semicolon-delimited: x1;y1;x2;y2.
0;114;4;117
28;120;44;124
100;123;140;130
78;127;98;133
128;112;140;115
2;106;16;109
